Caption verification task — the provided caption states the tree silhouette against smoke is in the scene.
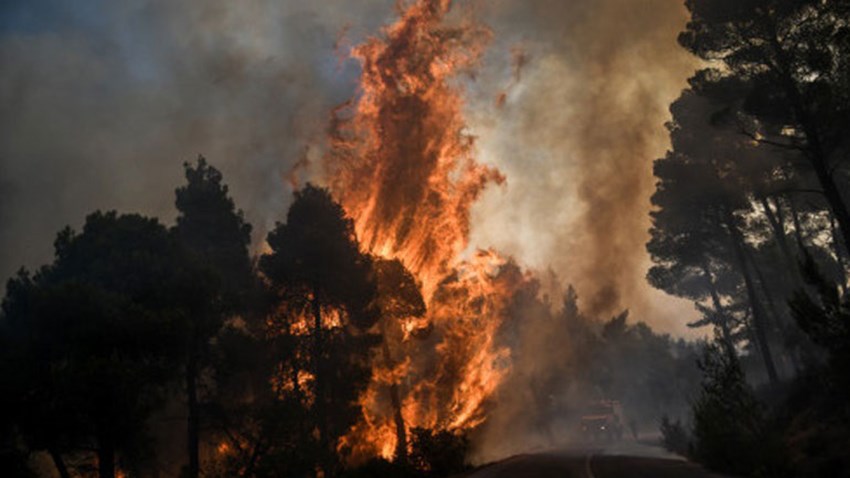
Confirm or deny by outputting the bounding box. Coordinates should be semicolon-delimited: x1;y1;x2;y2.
666;0;850;384
647;94;743;360
260;184;379;476
173;156;254;478
0;212;207;478
648;89;789;383
644;2;850;474
680;0;850;255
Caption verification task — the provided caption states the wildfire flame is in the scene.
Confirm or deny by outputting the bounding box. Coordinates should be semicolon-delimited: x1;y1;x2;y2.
326;0;504;300
321;0;528;463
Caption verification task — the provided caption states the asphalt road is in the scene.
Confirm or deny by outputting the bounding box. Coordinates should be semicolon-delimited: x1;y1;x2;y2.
463;444;728;478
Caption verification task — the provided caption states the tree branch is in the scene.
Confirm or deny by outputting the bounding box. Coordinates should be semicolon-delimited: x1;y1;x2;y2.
737;126;806;152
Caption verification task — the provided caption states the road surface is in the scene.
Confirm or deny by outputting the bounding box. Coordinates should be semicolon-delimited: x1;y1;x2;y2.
462;442;728;478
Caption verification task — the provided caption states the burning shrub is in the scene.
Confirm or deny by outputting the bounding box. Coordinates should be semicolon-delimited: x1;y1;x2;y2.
408;428;470;477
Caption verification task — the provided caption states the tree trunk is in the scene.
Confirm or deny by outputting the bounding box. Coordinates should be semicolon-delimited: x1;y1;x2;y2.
829;214;848;291
702;264;737;360
764;16;850;256
788;195;806;251
97;432;116;478
187;339;200;478
810;156;850;256
744;245;800;376
311;290;329;474
379;320;407;464
743;245;784;331
48;448;71;478
724;208;780;385
759;195;802;286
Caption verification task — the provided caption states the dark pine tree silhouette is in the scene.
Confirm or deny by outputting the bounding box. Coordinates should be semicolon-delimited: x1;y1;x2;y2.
680;0;850;255
260;184;379;476
173;156;253;478
1;212;205;478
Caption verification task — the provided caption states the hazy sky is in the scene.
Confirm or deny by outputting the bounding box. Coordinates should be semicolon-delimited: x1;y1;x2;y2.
0;0;702;336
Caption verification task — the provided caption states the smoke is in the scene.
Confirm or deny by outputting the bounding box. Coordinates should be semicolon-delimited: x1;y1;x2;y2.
1;1;699;326
1;0;712;468
0;0;395;283
465;271;703;463
464;0;701;335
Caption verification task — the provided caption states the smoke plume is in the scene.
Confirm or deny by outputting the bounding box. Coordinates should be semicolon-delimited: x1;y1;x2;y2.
0;1;698;335
464;0;701;334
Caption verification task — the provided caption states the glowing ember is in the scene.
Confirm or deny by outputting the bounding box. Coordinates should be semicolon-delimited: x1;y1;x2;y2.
217;441;232;456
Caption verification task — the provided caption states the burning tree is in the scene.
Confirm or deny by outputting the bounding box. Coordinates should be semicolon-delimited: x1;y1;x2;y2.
260;184;380;475
317;0;528;463
373;258;427;464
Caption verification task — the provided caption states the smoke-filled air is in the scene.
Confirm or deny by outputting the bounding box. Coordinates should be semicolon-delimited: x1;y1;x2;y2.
3;1;850;478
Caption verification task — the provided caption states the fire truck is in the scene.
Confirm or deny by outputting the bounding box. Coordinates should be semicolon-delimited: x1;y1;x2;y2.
579;400;624;442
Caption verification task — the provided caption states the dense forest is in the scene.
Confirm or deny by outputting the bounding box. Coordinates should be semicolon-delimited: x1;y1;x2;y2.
0;158;702;478
2;0;850;477
648;0;850;476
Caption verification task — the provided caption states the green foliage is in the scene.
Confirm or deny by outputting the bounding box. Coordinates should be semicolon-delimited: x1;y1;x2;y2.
679;0;850;254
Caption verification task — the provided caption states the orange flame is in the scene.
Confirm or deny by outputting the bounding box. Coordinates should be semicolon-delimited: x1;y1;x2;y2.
322;0;528;464
326;0;504;300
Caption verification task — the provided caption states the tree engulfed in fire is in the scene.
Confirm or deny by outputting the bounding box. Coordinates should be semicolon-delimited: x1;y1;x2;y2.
324;0;528;464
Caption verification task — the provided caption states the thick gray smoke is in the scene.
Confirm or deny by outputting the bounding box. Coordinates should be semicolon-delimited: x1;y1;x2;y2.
463;0;702;335
0;0;394;282
1;0;708;469
0;1;698;326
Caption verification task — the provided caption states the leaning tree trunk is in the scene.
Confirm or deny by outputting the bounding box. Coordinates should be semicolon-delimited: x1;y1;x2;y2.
703;263;737;360
743;245;801;375
48;448;71;478
808;150;850;256
759;195;803;287
764;16;850;257
742;245;784;332
724;207;780;385
829;214;849;291
787;195;807;251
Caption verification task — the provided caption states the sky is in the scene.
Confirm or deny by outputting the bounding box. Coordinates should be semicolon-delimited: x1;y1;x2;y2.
0;0;703;337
